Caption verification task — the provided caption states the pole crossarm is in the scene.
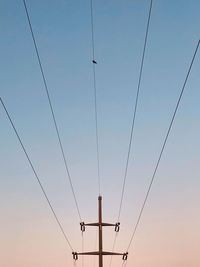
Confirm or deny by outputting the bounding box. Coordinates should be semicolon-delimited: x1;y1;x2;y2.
73;251;128;260
73;196;127;266
77;251;124;256
83;222;119;227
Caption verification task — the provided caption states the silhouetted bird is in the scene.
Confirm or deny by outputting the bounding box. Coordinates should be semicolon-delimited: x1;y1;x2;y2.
92;60;97;64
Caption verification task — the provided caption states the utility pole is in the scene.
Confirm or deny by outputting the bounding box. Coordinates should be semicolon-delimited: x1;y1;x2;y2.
72;196;128;267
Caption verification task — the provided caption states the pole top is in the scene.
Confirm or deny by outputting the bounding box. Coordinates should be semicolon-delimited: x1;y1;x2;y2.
98;195;102;200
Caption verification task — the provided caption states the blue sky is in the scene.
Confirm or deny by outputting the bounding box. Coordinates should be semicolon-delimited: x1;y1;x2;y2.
0;1;200;266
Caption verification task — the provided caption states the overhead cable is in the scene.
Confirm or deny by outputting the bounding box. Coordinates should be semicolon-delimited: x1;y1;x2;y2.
22;0;82;221
90;0;101;195
0;98;74;252
118;0;153;223
109;1;153;266
126;39;200;252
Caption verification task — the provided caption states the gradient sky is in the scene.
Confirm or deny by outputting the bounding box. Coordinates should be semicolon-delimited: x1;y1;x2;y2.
0;0;200;266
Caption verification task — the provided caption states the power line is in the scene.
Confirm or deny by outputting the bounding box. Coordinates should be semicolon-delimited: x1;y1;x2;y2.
22;0;82;221
0;98;74;252
109;1;153;266
126;39;200;252
90;0;101;195
118;0;153;223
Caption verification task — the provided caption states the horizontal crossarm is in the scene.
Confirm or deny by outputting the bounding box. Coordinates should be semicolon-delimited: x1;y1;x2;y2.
77;251;124;256
84;222;116;227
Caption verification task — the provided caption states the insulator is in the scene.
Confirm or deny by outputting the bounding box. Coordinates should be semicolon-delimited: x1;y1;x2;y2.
122;252;128;261
115;222;120;232
72;252;78;261
80;222;85;232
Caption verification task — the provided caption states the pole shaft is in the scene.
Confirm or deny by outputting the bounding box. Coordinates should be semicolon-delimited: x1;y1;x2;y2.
98;196;103;267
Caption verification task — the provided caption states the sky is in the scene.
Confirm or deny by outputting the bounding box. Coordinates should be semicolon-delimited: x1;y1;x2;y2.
0;0;200;266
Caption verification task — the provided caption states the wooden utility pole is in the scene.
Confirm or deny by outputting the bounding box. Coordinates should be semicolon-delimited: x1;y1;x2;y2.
72;196;128;267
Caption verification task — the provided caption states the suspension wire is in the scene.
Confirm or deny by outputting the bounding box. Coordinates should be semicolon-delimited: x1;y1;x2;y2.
108;232;118;267
93;228;98;267
121;260;128;267
0;98;74;252
126;40;200;252
22;0;82;221
109;1;153;266
81;233;84;267
90;0;101;195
